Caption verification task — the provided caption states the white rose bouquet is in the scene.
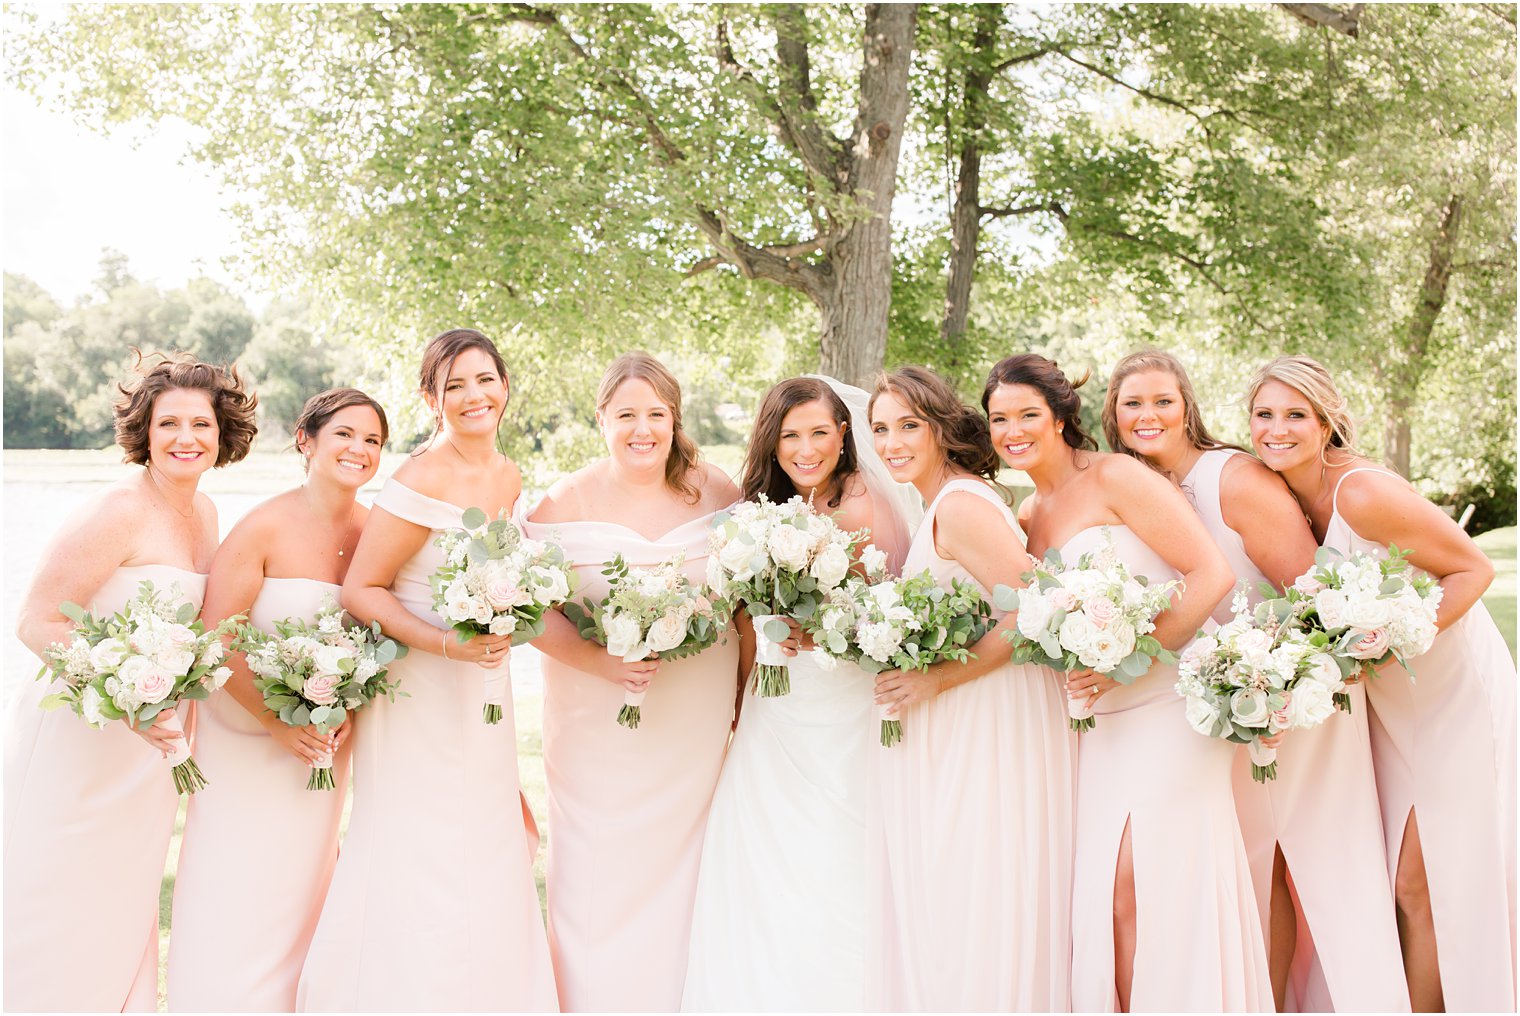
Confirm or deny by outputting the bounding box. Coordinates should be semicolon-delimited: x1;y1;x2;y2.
994;527;1182;733
806;567;994;747
562;553;732;729
705;495;870;697
233;596;408;789
1261;546;1442;707
37;580;238;794
430;506;577;724
1174;590;1344;782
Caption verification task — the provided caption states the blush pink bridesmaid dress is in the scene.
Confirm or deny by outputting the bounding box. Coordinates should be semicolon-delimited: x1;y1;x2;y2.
520;510;738;1013
4;564;205;1012
1323;467;1516;1011
1065;523;1273;1013
873;478;1077;1011
295;480;557;1012
167;577;351;1011
1187;449;1408;1011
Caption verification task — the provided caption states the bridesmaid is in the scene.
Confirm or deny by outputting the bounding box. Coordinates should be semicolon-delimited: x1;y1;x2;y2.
296;330;556;1011
682;376;914;1011
523;351;740;1012
1103;349;1407;1011
996;353;1269;1012
1248;355;1516;1012
5;352;257;1012
167;388;388;1010
867;365;1076;1011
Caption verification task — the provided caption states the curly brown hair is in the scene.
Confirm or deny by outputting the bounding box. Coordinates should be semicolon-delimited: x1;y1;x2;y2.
870;365;1001;481
982;353;1099;452
596;352;703;503
113;350;258;467
739;377;858;509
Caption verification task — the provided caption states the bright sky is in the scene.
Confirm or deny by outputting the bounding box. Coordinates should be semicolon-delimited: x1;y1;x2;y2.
2;81;251;306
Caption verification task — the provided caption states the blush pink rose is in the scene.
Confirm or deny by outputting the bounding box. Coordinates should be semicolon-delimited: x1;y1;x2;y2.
304;671;341;706
1049;588;1078;612
1084;596;1119;628
135;665;175;705
1346;627;1391;660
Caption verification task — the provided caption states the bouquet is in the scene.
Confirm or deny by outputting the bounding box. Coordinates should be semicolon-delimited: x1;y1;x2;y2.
706;495;871;697
995;527;1182;733
234;596;407;789
1175;590;1345;781
1259;545;1442;710
806;566;994;747
37;580;237;794
431;506;577;723
562;553;731;729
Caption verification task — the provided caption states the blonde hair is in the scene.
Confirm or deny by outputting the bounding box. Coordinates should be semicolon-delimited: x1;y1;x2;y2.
1246;355;1362;459
596;351;702;503
1102;348;1240;462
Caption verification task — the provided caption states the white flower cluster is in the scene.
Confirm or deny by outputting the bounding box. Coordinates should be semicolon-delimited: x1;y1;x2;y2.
705;495;869;611
809;569;918;669
1290;549;1442;667
239;596;397;715
41;581;233;729
431;510;575;641
1174;591;1345;781
597;558;724;663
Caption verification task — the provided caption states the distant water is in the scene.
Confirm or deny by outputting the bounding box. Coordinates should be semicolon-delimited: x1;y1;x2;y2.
2;451;543;706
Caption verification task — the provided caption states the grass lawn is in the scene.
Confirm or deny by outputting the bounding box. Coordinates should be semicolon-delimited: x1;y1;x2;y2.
1476;526;1517;659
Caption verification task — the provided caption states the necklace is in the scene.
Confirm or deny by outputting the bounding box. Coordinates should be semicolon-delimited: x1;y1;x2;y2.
306;487;359;558
146;465;196;519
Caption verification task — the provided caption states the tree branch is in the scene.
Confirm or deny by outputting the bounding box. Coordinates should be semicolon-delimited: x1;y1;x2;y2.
992;44;1058;74
980;201;1065;219
1278;3;1365;37
1055;49;1209;128
1480;3;1517;27
688;209;829;296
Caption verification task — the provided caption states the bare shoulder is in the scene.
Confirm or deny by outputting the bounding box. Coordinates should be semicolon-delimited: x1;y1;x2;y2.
1221;453;1293;504
697;460;740;509
66;480;151;550
1093;449;1153;484
1335;463;1418;523
389;447;449;499
219;488;298;547
936;484;1008;530
831;476;876;533
529;461;600;523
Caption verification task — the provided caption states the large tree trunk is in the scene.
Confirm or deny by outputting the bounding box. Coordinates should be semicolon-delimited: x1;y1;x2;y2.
1385;193;1462;476
940;6;1001;365
817;3;917;387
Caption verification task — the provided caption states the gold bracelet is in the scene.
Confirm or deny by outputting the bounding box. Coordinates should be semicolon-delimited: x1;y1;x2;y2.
441;634;450;660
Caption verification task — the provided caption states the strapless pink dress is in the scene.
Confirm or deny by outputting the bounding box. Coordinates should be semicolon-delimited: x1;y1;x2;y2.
296;480;557;1012
1323;467;1516;1010
873;478;1076;1011
1186;450;1407;1010
520;510;737;1013
168;577;351;1011
1066;523;1272;1012
4;564;206;1012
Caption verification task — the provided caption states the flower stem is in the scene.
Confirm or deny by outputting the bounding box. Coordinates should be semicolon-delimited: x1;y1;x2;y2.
307;766;336;791
483;703;503;725
617;703;642;730
751;662;790;697
880;719;902;747
1252;761;1279;783
1069;715;1096;734
172;757;208;795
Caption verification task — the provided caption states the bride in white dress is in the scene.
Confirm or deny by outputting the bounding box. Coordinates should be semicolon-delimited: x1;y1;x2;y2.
681;376;918;1012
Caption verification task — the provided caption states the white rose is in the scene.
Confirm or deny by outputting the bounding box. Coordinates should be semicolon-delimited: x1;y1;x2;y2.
163;622;198;652
488;614;519;637
1314;589;1348;630
1293;571;1325;595
718;536;755;576
1057;612;1099;656
81;685;108;727
705;553;725;591
1184;693;1221;736
809;647;840;671
1343;592;1394;632
1015;589;1055;640
857;621;905;664
1302;653;1343;690
89;637;130;672
310;644;351;676
810;545;851;590
116;654;154;691
304;671;341;706
197;640;225;667
767;524;813;572
868;581;904;613
1229;688;1272;728
1285;680;1335;729
208;665;232;692
860;544;888;578
604;613;644;661
645;613;687;654
532;567;571;604
1081;630;1127;673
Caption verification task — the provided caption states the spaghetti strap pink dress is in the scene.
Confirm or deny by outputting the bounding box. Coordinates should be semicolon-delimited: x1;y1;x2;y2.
1066;523;1273;1012
1323;467;1516;1011
296;480;557;1012
873;478;1076;1011
1186;450;1407;1010
520;510;737;1013
167;577;350;1011
4;564;205;1012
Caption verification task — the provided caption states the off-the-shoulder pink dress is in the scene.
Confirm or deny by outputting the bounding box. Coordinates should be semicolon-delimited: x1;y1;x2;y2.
296;480;557;1012
520;509;737;1013
4;564;205;1012
1186;449;1407;1010
1066;522;1273;1012
1323;467;1516;1010
873;478;1076;1011
167;577;350;1011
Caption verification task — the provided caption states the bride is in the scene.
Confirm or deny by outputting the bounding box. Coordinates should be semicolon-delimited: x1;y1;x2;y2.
681;375;916;1012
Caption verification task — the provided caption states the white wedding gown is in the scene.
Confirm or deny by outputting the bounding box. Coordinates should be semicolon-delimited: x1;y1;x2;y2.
680;644;874;1012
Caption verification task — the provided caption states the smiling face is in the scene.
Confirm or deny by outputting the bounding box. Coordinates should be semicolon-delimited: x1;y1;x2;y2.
986;382;1063;473
1113;368;1189;462
871;389;941;488
148;387;219;483
432;346;507;439
774;399;846;497
300;404;385;490
1250;380;1329;473
597;377;674;474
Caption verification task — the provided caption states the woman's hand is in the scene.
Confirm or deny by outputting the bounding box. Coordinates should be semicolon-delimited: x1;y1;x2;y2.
441;631;513;669
265;718;346;766
601;655;660;695
126;710;185;757
1065;667;1121;709
776;618;814;658
874;666;943;715
1259;730;1287;750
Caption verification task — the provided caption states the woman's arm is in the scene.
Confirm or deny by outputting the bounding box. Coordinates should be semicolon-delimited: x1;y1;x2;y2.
340;508;510;668
1220;456;1319;593
15;496;137;658
1336;470;1494;630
